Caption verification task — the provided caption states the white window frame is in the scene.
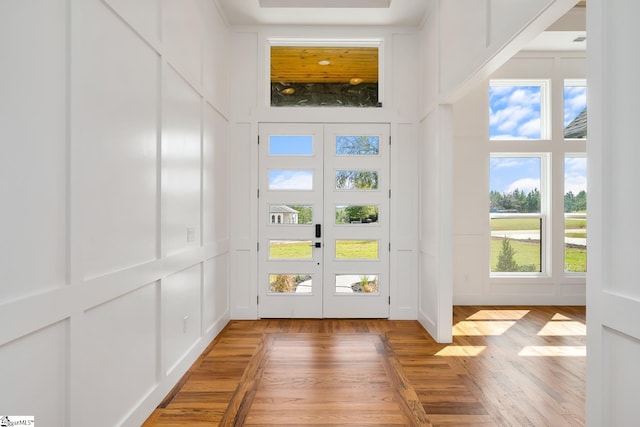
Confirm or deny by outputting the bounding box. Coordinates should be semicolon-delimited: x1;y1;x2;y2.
489;153;550;277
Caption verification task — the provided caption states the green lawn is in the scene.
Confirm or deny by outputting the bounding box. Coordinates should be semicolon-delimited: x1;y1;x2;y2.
269;240;378;259
491;217;586;231
270;237;586;273
564;247;587;272
269;241;312;259
491;237;587;273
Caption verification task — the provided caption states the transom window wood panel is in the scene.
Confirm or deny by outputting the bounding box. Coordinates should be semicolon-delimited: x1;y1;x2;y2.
270;46;379;83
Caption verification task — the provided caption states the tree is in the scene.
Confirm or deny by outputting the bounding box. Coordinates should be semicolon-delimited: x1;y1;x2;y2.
344;205;377;223
565;191;576;212
335;170;378;189
335;136;379;155
524;188;540;213
291;205;312;224
496;238;519;271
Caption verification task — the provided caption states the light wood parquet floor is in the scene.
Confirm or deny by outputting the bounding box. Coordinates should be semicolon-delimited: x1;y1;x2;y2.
143;306;585;426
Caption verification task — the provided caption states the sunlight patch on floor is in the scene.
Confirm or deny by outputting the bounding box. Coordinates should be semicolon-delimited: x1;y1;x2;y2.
551;313;572;321
518;346;586;357
537;321;586;336
435;346;486;357
465;309;530;320
453;320;516;336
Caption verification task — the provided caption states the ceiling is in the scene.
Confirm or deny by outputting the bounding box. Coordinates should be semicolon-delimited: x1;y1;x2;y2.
216;0;433;26
271;46;379;83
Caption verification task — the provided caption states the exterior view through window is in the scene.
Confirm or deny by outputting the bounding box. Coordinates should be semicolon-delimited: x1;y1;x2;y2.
489;79;586;275
490;156;543;273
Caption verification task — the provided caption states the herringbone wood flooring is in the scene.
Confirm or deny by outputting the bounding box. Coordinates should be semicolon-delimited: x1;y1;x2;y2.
143;306;585;426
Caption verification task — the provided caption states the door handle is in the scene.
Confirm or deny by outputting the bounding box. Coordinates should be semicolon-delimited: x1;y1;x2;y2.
309;242;321;248
315;224;321;238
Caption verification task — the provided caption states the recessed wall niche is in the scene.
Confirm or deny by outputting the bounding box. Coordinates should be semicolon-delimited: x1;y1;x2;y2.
270;45;380;107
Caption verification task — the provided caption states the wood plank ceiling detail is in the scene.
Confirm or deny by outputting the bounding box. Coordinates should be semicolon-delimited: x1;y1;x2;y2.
270;46;379;83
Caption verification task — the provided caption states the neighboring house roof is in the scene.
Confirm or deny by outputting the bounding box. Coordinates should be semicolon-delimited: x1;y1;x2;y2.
564;107;587;139
269;205;298;214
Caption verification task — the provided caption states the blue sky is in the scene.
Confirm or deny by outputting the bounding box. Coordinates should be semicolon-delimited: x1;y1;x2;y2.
269;169;313;190
269;135;313;155
564;86;587;127
268;135;314;190
489;83;587;196
489;85;541;140
490;156;587;195
564;157;587;194
490;157;541;194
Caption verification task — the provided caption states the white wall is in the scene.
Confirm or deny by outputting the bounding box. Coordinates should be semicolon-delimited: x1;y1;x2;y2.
228;26;420;320
587;1;640;424
417;0;579;343
451;51;586;305
0;0;230;425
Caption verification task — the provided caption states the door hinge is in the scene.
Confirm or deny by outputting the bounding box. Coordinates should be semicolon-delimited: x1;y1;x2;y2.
388;296;391;305
257;242;259;251
257;135;260;145
389;135;391;145
257;295;259;305
389;189;391;198
389;242;391;252
257;188;260;198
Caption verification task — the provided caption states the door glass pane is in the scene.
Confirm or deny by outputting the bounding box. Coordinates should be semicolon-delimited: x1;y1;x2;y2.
335;170;378;190
335;274;379;294
269;240;312;259
335;240;378;259
269;170;313;190
335;205;379;224
564;82;587;139
269;274;312;294
269;205;313;225
564;156;587;273
336;136;379;155
269;135;313;155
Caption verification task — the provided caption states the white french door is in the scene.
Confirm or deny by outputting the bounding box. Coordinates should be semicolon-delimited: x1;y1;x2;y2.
258;123;390;318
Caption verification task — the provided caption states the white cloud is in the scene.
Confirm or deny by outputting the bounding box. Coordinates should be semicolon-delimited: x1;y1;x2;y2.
269;171;313;190
509;88;540;106
491;158;526;169
565;157;587;173
490;134;530;140
565;175;587;194
518;118;541;138
507;178;540;194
